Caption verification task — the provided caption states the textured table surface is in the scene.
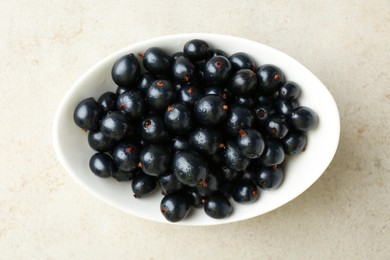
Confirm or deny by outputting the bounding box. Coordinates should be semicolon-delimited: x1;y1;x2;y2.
1;1;389;259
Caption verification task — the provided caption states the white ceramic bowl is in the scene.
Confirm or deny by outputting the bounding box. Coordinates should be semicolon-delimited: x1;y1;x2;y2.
53;33;340;226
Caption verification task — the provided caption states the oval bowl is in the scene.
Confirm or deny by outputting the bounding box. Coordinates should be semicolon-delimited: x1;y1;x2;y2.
53;33;340;226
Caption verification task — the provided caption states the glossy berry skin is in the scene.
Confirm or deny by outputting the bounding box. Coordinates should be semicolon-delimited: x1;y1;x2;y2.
172;56;196;84
112;169;136;182
160;192;190;222
112;141;140;171
173;150;208;187
183;39;210;61
171;135;191;151
254;104;275;126
137;73;156;93
256;64;285;95
111;53;140;87
189;127;222;155
203;55;232;85
225;105;255;136
289;106;318;131
234;96;256;108
159;173;185;195
142;47;172;77
116;86;127;96
231;180;259;204
223;140;250;171
116;90;146;120
88;130;116;152
228;69;257;96
89;153;115;178
164;103;193;134
98;92;117;113
194;173;220;197
282;130;307;155
187;189;204;208
132;172;157;198
258;139;285;166
229;52;256;72
140;115;169;144
73;97;103;131
204;85;226;98
279;81;301;100
193;95;228;126
178;84;202;106
139;144;171;177
254;165;284;190
266;117;289;139
146;80;176;111
236;129;265;159
100;111;129;141
204;192;232;219
274;97;299;117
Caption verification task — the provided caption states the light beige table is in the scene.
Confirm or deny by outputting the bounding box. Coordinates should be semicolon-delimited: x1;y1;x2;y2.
1;0;389;259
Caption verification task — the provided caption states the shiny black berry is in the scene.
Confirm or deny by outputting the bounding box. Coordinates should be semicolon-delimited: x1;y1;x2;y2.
159;173;185;195
228;69;257;96
164;103;193;134
289;106;318;131
89;153;115;178
229;52;256;72
172;56;196;84
189;127;222;155
137;73;156;93
142;47;172;77
193;95;228;126
140;115;170;144
100;111;129;141
183;39;210;61
97;92;117;113
146;80;176;111
160;192;190;222
225;105;255;136
256;64;285;95
88;130;116;152
266;117;289;139
258;139;285;166
139;144;171;177
231;180;259;204
132;172;157;198
116;90;146;120
274;97;299;117
173;150;208;187
178;84;202;106
281;130;307;155
236;129;265;159
73;97;103;131
254;165;284;190
279;81;301;100
204;192;232;219
223;140;250;171
194;173;220;197
203;56;232;84
112;141;140;171
111;53;140;87
254;104;275;126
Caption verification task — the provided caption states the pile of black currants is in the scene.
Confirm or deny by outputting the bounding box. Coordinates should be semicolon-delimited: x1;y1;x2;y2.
73;39;318;222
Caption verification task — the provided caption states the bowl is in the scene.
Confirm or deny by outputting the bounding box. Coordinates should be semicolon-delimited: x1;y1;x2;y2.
52;33;340;226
